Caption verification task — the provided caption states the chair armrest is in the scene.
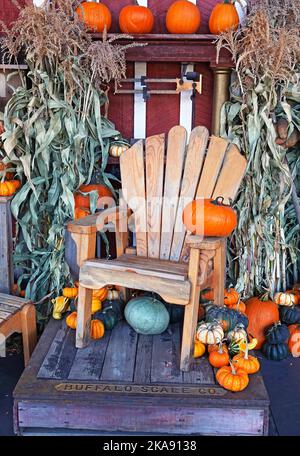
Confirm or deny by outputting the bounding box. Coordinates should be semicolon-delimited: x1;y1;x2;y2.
185;235;224;250
67;206;131;235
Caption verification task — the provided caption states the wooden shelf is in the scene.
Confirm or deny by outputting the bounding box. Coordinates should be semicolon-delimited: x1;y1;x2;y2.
92;33;233;67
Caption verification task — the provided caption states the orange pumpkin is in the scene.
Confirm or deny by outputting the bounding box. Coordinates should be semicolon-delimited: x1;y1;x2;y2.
227;300;246;313
0;161;15;180
119;3;154;34
232;342;260;374
183;197;237;237
66;312;77;330
288;324;300;336
288;328;300;357
90;319;105;339
245;297;279;349
224;287;239;305
216;363;249;392
93;287;108;301
208;344;230;368
74;184;113;209
0;181;17;196
74;207;91;220
76;2;112;33
286;289;300;305
207;343;228;354
209;0;239;35
166;0;201;34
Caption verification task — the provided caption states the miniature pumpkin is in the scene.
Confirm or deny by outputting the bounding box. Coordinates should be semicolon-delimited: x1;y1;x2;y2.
93;287;108;301
224;287;239;305
52;296;69;320
227;300;246;313
288;329;300;357
183;197;237;237
74;207;90;220
196;322;224;344
94;308;118;331
285;290;300;305
274;292;296;306
194;340;206;358
109;143;130;157
107;289;120;300
206;305;248;332
279;305;300;325
216;363;249;392
262;341;289;361
227;324;247;343
74;184;113;209
62;287;78;299
232;341;260;374
207;343;228;354
208;343;230;368
66;311;77;329
166;0;201;34
119;3;154;34
245;296;279;349
0;181;17;196
209;0;239;35
90;319;105;339
266;322;289;344
92;297;102;314
76;1;112;33
125;297;170;335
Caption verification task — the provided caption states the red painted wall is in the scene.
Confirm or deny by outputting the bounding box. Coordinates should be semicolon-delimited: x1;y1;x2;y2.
1;0;220;139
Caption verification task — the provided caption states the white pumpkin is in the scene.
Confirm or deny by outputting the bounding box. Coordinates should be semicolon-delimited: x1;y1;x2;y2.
227;324;247;343
107;289;120;300
274;292;296;307
109;144;129;157
196;322;224;345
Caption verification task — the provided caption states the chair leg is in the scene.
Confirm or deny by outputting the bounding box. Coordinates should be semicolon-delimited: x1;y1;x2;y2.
21;304;37;367
180;248;200;372
76;285;93;349
213;240;226;306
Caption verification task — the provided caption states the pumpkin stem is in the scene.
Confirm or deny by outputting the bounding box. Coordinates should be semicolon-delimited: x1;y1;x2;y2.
229;361;237;375
244;339;249;360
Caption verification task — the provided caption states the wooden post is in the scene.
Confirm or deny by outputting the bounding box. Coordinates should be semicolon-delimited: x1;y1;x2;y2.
213;239;226;306
20;303;37;366
0;197;14;293
211;68;231;136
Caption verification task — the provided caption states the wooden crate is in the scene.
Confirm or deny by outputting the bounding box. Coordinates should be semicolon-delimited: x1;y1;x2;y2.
13;319;270;436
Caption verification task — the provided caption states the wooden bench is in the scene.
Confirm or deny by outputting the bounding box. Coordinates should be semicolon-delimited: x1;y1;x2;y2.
0;293;37;366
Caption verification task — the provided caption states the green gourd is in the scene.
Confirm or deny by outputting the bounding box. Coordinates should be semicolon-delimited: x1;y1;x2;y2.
125;297;170;335
94;309;118;330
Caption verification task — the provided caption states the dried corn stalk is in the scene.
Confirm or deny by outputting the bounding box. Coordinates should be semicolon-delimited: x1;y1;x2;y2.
217;0;300;297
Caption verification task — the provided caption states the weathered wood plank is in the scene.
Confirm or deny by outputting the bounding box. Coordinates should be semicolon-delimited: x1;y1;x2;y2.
160;126;187;260
134;334;153;384
101;322;138;382
151;324;183;384
118;255;188;274
0;197;14;294
38;322;77;380
68;330;111;381
145;134;165;259
17;401;266;435
183;356;215;384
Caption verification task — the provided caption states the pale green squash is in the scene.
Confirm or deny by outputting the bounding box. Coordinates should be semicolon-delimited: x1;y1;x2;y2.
125;297;170;335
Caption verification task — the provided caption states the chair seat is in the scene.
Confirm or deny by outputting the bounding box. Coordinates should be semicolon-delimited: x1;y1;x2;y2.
0;293;31;326
80;255;191;305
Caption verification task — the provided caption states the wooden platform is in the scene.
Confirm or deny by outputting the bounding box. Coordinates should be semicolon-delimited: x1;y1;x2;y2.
13;319;270;436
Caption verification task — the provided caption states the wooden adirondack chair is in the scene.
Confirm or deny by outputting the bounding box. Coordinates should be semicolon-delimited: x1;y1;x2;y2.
68;126;247;371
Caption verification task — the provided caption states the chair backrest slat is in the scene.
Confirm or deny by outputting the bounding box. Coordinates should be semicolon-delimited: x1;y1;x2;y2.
196;135;229;198
120;140;147;257
160;126;187;261
169;126;209;262
212;143;247;203
146;133;165;258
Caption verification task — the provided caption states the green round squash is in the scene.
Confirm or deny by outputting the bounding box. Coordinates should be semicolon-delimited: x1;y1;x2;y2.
125;297;170;335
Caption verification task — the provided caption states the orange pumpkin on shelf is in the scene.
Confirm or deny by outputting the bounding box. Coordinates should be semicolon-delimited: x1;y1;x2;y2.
74;184;113;209
0;180;18;196
119;2;154;34
62;287;78;299
245;296;279;349
216;363;249;392
183;197;237;237
74;207;90;220
207;343;228;354
209;0;239;35
232;342;260;374
224;287;239;305
93;287;108;301
227;300;246;313
166;0;201;34
76;2;112;33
